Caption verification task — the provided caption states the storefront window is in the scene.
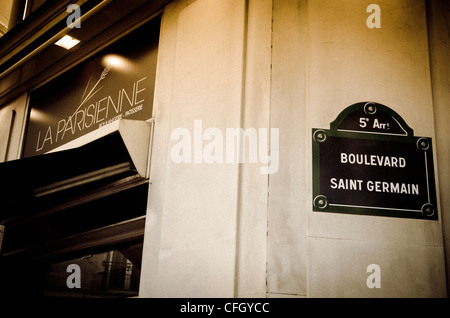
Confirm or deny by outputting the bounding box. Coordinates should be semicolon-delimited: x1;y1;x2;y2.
43;243;142;298
0;15;160;298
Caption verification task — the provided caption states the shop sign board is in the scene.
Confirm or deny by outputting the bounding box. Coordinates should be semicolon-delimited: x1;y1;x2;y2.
22;18;160;158
312;102;438;219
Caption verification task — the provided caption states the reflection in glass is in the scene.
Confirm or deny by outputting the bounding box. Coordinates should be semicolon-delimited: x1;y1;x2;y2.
43;244;142;298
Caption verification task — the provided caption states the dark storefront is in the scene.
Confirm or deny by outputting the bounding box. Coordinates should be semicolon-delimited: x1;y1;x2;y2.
0;10;160;297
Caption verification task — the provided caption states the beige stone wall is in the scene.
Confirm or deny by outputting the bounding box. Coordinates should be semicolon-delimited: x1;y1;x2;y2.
271;0;446;298
140;0;251;297
139;0;448;297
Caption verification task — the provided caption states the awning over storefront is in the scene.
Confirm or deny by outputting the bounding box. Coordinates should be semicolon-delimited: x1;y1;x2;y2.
0;119;153;262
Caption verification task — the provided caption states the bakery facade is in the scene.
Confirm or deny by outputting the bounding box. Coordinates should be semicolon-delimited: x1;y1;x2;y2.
0;0;449;298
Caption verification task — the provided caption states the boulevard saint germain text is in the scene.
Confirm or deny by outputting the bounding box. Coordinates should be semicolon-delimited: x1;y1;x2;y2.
330;152;419;195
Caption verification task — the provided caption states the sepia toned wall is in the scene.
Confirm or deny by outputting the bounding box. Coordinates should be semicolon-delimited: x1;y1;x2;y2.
139;0;448;298
139;0;250;297
302;0;445;298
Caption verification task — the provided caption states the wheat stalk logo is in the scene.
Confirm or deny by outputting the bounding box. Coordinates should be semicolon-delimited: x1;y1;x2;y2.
71;66;111;119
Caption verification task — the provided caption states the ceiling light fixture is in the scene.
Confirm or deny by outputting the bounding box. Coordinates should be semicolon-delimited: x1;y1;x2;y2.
55;35;80;49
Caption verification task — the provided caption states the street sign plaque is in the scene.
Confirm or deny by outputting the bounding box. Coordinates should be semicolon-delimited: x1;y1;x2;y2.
312;102;438;219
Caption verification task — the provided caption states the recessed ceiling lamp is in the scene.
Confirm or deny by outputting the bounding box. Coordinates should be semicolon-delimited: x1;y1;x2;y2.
55;35;80;49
